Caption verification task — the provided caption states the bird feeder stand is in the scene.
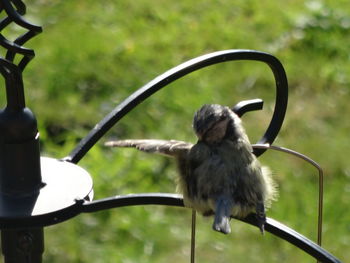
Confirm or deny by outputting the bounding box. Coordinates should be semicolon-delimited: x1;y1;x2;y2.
0;1;342;262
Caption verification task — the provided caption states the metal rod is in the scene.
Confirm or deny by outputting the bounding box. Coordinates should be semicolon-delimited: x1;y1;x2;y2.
191;209;196;263
252;144;324;247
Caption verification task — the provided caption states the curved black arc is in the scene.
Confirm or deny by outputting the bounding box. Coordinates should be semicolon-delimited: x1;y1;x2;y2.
6;30;40;70
0;34;34;57
81;193;341;263
6;0;26;15
0;200;84;229
0;17;13;31
67;49;288;164
233;98;264;117
1;0;42;32
82;193;184;212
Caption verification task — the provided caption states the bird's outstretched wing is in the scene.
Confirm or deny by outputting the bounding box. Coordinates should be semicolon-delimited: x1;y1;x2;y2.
105;139;193;157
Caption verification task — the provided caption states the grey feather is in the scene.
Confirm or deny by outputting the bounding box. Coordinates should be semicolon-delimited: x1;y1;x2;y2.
105;139;192;157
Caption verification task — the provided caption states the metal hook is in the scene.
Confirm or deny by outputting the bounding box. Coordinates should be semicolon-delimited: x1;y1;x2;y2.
253;144;324;248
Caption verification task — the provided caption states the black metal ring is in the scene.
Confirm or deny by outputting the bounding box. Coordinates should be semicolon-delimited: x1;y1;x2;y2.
81;193;341;263
67;49;288;163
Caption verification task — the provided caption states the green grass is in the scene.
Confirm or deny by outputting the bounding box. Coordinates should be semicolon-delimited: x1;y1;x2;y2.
2;0;350;262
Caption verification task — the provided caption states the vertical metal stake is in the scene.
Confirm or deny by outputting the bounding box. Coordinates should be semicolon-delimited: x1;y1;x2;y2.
191;209;196;263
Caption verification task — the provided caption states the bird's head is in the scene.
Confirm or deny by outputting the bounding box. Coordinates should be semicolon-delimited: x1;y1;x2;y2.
193;104;237;144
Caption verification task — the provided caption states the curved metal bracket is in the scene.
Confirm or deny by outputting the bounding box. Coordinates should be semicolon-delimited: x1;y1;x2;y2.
232;98;264;117
81;193;341;263
66;49;288;163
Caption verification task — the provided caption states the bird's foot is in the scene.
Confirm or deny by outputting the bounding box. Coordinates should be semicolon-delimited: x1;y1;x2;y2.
256;202;266;234
212;217;231;234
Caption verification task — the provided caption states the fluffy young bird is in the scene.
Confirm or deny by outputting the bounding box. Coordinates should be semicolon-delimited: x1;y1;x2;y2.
105;104;276;234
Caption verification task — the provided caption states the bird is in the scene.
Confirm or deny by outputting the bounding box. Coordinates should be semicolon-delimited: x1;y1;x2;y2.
105;104;277;234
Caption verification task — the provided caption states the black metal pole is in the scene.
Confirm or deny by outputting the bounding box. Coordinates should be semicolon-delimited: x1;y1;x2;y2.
0;2;44;261
1;228;44;263
0;40;45;263
0;105;44;263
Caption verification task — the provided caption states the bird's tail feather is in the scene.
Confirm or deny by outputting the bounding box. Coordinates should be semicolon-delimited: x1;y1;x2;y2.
213;198;232;234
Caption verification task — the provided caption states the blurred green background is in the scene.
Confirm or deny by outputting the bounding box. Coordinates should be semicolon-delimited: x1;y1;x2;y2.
2;0;350;262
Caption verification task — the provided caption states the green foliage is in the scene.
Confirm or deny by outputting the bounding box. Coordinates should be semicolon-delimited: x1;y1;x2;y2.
3;0;349;262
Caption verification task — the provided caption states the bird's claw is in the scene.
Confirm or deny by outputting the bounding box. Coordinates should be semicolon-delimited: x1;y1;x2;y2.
256;202;266;234
256;214;266;234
